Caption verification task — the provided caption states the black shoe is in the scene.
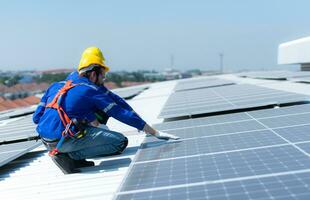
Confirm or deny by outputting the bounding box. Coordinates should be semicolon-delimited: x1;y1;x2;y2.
74;159;95;168
50;153;80;174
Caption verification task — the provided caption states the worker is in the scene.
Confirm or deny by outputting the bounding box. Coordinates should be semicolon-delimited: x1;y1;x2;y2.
33;47;179;174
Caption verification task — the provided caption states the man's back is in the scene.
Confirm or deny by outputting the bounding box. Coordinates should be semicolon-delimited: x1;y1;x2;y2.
36;78;103;140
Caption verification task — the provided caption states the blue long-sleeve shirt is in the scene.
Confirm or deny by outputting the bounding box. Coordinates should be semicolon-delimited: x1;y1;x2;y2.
33;76;146;140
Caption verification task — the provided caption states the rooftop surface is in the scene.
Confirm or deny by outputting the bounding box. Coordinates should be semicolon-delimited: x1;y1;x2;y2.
0;72;310;199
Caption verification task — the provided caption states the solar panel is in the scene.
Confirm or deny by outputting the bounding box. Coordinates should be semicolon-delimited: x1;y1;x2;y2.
114;104;310;199
153;112;250;130
238;70;310;80
0;106;36;121
154;103;310;130
0;114;40;168
116;172;310;199
291;77;310;83
154;120;265;140
0;140;41;168
112;85;149;99
119;146;309;192
174;78;235;91
0;116;37;143
159;84;309;119
137;130;286;162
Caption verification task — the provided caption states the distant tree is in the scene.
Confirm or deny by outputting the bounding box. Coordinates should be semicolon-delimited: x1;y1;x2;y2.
186;69;202;75
106;73;122;87
34;73;70;84
1;75;22;86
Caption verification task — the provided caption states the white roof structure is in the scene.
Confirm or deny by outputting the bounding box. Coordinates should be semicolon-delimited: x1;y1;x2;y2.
0;74;310;199
278;36;310;71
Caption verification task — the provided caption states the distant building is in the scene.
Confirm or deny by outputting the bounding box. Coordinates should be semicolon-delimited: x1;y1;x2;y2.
278;36;310;71
37;68;74;75
143;72;164;80
162;68;182;80
0;95;40;111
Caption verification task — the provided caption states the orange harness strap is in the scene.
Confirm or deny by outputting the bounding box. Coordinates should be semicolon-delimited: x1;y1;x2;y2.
46;80;77;137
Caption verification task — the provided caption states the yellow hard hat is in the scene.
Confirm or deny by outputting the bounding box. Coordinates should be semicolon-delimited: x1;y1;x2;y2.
78;47;110;72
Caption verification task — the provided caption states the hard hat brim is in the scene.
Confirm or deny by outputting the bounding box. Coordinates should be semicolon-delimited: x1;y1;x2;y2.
79;63;110;74
101;64;110;72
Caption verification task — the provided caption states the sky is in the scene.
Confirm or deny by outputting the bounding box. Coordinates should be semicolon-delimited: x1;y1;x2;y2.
0;0;310;72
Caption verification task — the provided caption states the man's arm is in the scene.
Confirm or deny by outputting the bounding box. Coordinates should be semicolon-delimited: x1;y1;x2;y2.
92;92;179;140
142;124;180;140
32;83;55;124
106;89;134;111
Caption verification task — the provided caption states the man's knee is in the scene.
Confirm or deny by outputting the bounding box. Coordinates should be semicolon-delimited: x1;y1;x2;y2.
118;137;128;153
121;137;128;151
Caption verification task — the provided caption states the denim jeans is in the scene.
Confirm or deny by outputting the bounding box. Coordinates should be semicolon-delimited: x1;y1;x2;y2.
58;126;128;160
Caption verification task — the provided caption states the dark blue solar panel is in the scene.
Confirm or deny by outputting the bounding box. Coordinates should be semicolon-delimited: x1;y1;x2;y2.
115;103;310;200
159;84;309;119
120;146;310;191
116;172;310;200
137;130;286;162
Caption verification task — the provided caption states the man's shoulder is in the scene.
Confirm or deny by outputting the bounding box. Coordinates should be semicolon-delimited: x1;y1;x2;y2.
66;71;79;81
73;79;100;91
49;81;65;90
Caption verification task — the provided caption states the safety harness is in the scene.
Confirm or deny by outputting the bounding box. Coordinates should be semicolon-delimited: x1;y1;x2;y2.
45;80;78;156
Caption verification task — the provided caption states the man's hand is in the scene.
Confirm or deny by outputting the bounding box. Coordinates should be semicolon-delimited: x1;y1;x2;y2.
154;131;180;140
142;124;180;140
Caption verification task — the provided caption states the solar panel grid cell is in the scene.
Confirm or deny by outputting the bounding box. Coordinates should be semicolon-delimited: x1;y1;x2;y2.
272;125;310;143
297;143;310;154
